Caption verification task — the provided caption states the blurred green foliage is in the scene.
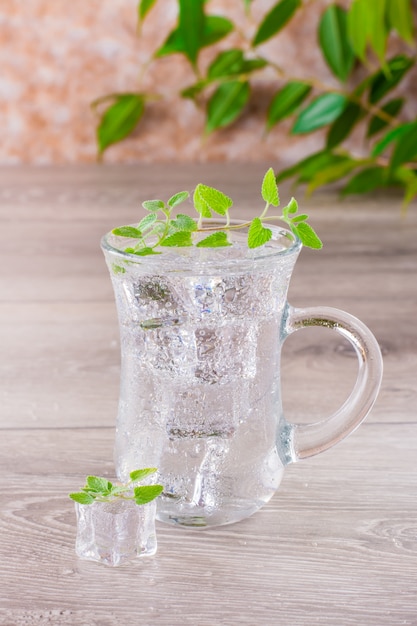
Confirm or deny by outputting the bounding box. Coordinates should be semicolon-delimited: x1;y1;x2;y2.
93;0;416;203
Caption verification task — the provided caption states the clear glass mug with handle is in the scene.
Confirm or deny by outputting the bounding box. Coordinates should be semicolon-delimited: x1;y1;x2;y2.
102;222;383;528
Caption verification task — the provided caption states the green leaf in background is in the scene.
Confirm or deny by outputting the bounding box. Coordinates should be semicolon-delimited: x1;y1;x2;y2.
248;218;273;248
369;55;414;104
292;93;347;134
367;98;404;137
297;153;353;184
267;82;311;130
342;166;387;195
97;94;145;156
292;222;323;249
326;102;362;149
318;5;355;82
129;467;157;482
276;150;343;183
160;231;193;247
253;0;301;47
201;16;234;47
353;73;374;98
402;172;417;207
391;165;417;186
347;0;387;66
195;184;233;216
138;0;157;21
208;49;244;78
178;0;204;66
134;484;164;505
347;0;369;62
206;81;250;133
155;28;184;57
207;50;267;81
389;122;417;173
241;59;268;73
367;0;388;67
261;167;279;206
371;122;414;157
156;15;233;58
196;232;231;247
181;81;208;100
307;158;362;193
386;0;414;46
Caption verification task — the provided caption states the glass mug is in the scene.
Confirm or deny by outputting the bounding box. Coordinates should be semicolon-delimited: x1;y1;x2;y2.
102;223;383;528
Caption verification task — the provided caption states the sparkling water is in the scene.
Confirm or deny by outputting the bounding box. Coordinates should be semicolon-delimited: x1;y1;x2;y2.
103;226;300;527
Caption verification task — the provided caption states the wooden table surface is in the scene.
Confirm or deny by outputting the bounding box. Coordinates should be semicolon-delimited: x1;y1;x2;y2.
1;163;416;626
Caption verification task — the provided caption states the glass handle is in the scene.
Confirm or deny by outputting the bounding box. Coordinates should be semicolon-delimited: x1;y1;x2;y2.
282;305;383;462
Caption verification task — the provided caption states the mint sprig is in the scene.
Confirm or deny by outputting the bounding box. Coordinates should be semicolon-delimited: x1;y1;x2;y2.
111;167;322;256
69;468;163;506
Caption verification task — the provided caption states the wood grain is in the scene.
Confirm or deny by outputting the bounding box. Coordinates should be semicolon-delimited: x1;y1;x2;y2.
1;164;416;626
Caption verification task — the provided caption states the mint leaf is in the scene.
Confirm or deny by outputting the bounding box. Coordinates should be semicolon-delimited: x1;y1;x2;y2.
129;467;158;482
193;185;212;218
291;213;309;223
292;222;323;249
160;231;193;247
168;191;189;208
69;492;95;505
134;484;164;505
142;200;165;211
171;214;198;232
86;476;112;493
70;468;164;507
110;167;322;256
138;213;157;232
108;485;128;497
247;218;273;248
195;184;233;216
261;167;279;206
112;226;142;238
284;197;298;215
196;231;231;247
128;246;161;256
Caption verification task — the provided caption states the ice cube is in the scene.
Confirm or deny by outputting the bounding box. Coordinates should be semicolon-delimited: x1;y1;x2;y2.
163;379;249;439
194;323;257;384
113;274;186;325
142;324;196;377
75;498;157;566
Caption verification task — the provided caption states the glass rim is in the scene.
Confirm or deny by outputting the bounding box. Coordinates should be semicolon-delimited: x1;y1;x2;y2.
101;218;302;267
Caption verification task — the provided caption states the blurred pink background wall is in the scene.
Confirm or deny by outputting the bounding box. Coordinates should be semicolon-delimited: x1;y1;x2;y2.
1;0;415;164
